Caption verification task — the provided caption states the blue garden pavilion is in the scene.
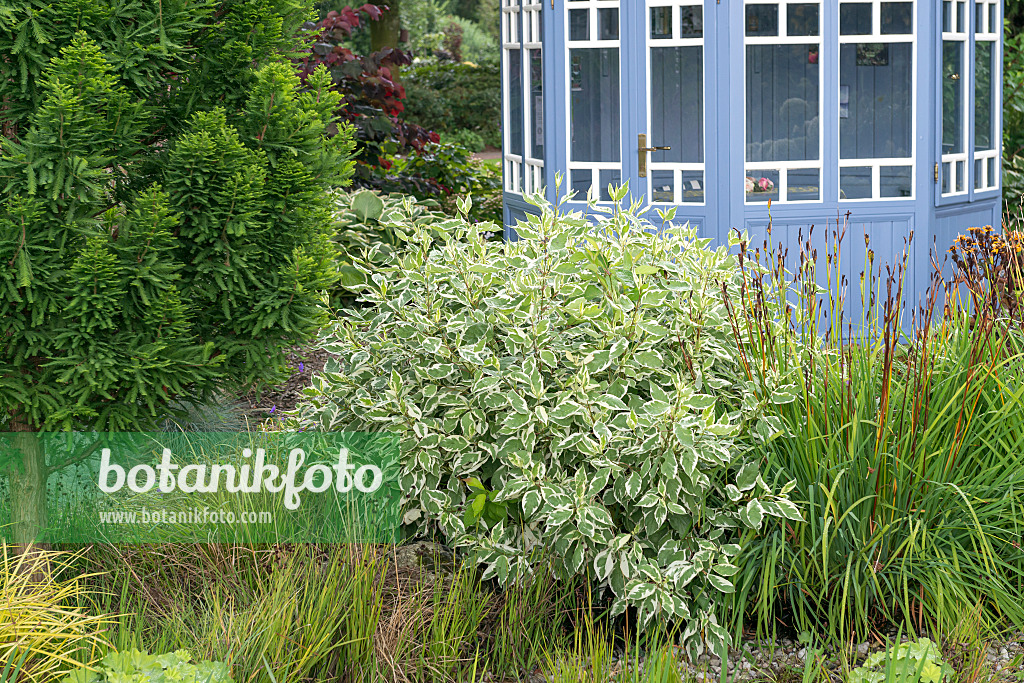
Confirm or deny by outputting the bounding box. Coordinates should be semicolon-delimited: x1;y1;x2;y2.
501;0;1003;305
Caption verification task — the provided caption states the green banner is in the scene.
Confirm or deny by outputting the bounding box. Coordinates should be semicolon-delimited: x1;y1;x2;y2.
0;432;400;544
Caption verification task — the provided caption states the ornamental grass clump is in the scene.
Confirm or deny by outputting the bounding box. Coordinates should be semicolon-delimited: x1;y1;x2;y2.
293;186;801;653
726;216;1024;645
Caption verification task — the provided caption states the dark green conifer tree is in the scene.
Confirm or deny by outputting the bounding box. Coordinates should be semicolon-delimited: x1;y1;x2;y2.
0;1;353;545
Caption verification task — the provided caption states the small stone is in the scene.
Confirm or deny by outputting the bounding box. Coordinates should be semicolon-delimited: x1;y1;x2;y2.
858;643;869;655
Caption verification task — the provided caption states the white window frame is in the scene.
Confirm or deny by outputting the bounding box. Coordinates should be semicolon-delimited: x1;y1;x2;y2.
973;0;1000;192
523;3;544;195
503;0;523;194
941;0;969;197
645;0;706;206
837;0;917;202
743;0;825;205
565;0;621;202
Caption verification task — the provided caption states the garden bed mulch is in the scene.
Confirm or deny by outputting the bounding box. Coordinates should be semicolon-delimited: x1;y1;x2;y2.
239;345;337;422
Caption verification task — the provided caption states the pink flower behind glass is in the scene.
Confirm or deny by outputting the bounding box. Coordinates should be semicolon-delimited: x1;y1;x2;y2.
758;177;774;191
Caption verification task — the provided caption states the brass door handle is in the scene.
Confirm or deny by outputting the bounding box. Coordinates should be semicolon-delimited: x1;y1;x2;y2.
638;134;671;178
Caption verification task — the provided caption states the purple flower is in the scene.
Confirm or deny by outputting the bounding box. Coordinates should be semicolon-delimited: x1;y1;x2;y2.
299;362;305;372
269;405;276;414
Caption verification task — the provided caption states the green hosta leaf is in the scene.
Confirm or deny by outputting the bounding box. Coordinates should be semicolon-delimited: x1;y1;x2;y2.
352;190;385;221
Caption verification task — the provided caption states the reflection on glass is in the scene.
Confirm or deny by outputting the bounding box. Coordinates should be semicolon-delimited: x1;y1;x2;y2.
746;4;778;37
840;3;872;35
652;170;674;203
990;5;997;34
975;41;994;151
680;6;703;38
956;159;965;192
941;162;952;194
599;8;619;40
651;6;672;39
529;49;544;159
988;157;997;188
651;46;703;164
840;43;912;159
881;2;913;34
746;169;780;202
599;169;622;201
976;2;985;32
788;168;820;201
788;4;820;37
509;49;523;157
746;44;820;162
841;167;873;199
880;166;912;197
570;48;620;162
681;171;704;203
570;9;589;41
975;158;984;190
942;0;951;31
942;41;963;155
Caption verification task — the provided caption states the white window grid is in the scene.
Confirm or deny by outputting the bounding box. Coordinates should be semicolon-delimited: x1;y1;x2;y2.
941;0;969;197
646;0;706;206
838;0;916;202
524;4;544;195
744;0;824;205
974;0;1000;192
503;0;523;194
566;0;621;201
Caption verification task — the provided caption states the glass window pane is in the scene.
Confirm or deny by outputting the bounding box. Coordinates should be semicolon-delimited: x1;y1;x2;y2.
746;169;780;202
942;41;963;155
956;159;965;192
988;157;997;188
680;6;703;38
570;169;593;198
942;1;951;32
990;5;997;34
880;2;913;34
599;169;622;201
788;4;819;37
681;170;704;203
599;8;619;40
652;170;674;202
976;2;985;33
651;6;672;39
570;48;620;162
746;4;779;37
975;41;994;151
788;168;820;201
508;49;523;156
570;9;589;41
746;44;820;162
841;167;873;199
839;43;913;159
880;166;912;197
840;3;872;35
941;161;952;194
529;49;544;160
975;158;984;190
651;46;703;163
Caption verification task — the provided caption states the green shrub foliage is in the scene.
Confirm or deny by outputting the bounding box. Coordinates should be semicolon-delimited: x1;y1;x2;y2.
0;2;352;430
292;190;800;651
402;61;501;148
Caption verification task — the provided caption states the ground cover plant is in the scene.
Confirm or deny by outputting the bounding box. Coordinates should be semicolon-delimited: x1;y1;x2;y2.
291;185;803;654
0;0;351;546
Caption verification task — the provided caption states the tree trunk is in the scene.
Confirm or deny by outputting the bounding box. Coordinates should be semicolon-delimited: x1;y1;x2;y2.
370;1;402;54
7;416;48;550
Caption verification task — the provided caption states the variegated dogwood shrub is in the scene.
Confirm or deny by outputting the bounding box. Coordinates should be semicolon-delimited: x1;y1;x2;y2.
292;187;801;653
